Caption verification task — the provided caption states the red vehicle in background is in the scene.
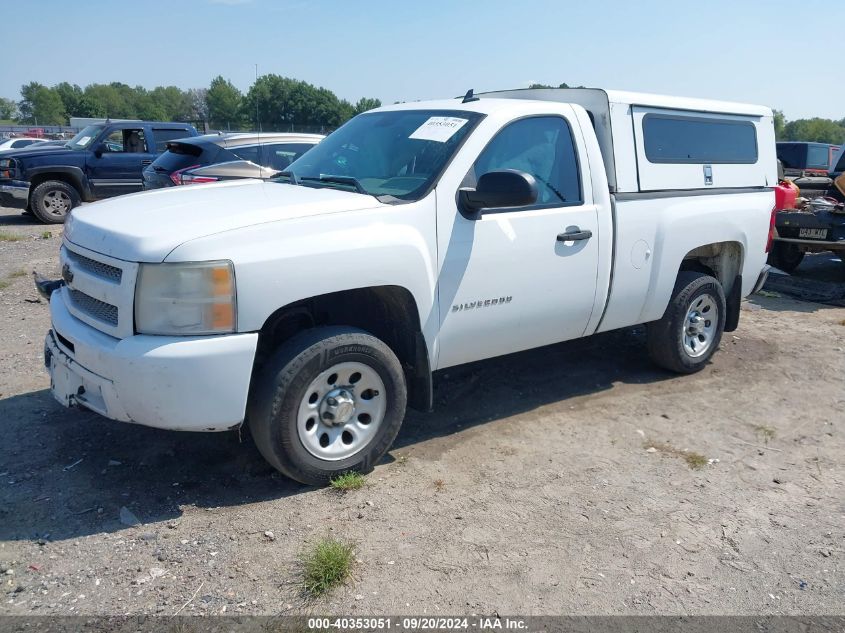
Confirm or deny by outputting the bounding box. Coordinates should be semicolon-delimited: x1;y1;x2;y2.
25;128;45;138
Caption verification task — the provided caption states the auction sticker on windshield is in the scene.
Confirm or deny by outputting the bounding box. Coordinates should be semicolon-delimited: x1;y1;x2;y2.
409;117;469;143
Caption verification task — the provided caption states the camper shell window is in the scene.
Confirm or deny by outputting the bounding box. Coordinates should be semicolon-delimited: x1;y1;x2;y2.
643;114;758;165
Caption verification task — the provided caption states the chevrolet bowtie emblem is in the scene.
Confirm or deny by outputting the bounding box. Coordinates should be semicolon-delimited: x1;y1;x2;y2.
61;263;74;284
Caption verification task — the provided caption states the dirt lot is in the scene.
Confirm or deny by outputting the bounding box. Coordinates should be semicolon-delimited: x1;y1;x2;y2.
0;206;843;617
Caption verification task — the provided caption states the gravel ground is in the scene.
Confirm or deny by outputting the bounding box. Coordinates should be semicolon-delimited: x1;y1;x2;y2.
0;206;843;616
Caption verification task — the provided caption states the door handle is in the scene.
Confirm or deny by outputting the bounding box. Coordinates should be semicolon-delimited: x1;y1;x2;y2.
557;228;592;242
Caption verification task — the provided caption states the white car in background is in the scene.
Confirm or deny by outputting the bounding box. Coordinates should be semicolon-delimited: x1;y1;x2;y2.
0;137;48;152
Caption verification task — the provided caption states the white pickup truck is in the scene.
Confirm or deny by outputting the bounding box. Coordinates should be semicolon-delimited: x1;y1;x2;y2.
42;88;776;484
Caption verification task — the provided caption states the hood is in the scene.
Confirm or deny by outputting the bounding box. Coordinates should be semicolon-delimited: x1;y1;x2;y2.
2;147;75;160
64;179;384;262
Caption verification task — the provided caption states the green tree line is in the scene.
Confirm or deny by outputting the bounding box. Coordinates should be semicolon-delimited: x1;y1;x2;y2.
2;76;382;132
4;79;844;143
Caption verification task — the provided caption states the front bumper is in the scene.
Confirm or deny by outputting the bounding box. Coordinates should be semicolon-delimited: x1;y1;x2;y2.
0;181;29;209
46;291;259;431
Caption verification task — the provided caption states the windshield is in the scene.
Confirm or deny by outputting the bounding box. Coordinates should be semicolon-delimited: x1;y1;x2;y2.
280;109;483;202
66;125;105;151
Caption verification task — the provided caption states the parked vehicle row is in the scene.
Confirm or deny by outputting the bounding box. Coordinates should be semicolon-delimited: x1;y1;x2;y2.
0;124;323;223
38;87;776;485
0;121;199;222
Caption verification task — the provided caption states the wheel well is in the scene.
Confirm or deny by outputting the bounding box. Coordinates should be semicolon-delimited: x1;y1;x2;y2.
680;241;743;296
28;173;83;201
254;286;432;411
680;241;744;332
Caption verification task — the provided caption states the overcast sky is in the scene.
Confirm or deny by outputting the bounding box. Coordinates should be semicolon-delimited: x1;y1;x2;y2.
1;0;842;121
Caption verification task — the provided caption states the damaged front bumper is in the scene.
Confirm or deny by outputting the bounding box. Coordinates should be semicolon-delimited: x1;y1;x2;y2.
0;181;30;209
44;288;259;432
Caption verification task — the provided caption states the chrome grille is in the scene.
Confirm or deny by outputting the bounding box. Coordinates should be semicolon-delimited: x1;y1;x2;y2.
68;289;119;326
65;249;122;283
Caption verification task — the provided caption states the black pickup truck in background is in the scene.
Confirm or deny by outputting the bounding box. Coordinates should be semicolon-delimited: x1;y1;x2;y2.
0;121;197;223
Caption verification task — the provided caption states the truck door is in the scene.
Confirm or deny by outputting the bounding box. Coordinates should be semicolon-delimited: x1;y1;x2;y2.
88;127;155;198
435;111;600;368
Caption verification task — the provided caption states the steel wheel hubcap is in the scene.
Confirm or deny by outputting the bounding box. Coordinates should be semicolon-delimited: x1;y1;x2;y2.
43;190;70;215
297;361;387;461
683;294;718;358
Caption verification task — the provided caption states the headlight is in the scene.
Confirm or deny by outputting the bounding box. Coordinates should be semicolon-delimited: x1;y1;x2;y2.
0;158;13;178
135;261;236;335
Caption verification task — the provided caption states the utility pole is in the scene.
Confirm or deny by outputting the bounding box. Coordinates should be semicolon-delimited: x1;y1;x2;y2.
255;63;261;133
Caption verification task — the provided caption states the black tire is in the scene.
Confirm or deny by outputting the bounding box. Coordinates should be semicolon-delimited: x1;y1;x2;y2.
647;271;726;374
767;242;804;273
30;180;80;224
247;326;407;485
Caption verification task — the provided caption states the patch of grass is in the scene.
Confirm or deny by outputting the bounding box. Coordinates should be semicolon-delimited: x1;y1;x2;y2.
300;537;355;598
433;479;445;492
394;453;408;466
0;280;10;290
0;232;24;242
41;231;52;240
9;269;27;278
683;452;708;470
328;471;365;492
755;425;776;444
756;290;781;298
645;440;708;470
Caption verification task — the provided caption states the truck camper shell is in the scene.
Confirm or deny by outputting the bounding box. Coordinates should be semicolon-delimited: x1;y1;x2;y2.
485;88;776;194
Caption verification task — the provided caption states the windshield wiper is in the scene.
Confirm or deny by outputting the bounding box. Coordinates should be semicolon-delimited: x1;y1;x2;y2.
274;170;299;185
300;174;367;195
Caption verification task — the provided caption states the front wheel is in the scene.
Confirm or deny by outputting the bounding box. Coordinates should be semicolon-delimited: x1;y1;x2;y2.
248;326;407;485
647;271;726;374
30;180;80;224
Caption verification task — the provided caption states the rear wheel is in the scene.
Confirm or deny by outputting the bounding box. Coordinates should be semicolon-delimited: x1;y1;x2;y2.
30;180;80;224
248;326;407;485
647;271;726;374
767;242;805;273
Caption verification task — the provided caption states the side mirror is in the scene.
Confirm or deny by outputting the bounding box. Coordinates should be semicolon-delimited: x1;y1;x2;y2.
458;169;538;217
93;144;105;158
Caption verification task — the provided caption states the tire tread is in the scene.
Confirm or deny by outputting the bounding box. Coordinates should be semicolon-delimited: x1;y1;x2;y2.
30;180;80;224
248;326;406;485
647;271;726;374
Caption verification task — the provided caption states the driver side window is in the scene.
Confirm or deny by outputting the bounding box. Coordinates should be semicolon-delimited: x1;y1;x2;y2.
102;129;148;153
466;116;582;207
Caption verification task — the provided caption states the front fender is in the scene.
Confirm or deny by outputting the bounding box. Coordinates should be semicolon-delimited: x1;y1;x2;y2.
26;165;92;200
164;198;439;357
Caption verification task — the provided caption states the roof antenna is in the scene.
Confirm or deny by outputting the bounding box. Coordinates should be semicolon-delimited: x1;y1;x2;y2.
462;89;480;104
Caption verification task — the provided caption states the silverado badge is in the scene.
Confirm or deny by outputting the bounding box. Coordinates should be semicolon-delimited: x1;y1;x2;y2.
452;296;512;312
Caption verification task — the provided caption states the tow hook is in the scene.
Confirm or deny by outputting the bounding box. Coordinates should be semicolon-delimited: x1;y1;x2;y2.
33;271;65;300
